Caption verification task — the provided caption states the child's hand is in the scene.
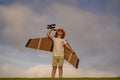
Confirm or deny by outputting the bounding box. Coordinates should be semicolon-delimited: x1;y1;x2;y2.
50;28;54;30
50;28;56;31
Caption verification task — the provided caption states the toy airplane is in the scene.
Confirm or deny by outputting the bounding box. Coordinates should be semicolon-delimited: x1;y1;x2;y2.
25;24;79;68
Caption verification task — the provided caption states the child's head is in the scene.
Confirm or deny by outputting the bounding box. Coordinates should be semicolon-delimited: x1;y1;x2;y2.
54;28;66;39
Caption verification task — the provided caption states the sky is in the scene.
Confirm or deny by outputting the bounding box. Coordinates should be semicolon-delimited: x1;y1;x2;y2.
0;0;120;78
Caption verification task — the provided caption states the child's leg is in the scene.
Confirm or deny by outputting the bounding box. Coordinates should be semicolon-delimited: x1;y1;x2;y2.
58;66;63;78
52;56;57;78
52;66;57;78
58;56;64;78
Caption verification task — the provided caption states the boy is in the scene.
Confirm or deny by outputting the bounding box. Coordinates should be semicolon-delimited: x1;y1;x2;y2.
47;28;74;78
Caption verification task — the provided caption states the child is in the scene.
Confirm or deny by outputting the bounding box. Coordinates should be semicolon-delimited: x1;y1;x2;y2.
47;28;74;78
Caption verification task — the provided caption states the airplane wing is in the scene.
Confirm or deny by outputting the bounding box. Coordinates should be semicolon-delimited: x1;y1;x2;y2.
25;37;79;68
64;43;79;68
25;37;53;52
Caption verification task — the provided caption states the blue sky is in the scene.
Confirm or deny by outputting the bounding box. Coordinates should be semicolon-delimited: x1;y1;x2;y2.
0;0;120;77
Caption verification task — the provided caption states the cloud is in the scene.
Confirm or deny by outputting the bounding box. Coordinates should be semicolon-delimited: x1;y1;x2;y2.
0;64;117;78
0;63;25;77
25;64;117;78
0;3;54;47
0;45;52;69
25;64;51;78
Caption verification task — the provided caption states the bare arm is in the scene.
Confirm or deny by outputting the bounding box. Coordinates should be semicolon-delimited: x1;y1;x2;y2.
64;43;74;53
47;29;53;40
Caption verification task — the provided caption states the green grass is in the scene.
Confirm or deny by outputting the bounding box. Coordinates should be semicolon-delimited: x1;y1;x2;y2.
0;78;120;80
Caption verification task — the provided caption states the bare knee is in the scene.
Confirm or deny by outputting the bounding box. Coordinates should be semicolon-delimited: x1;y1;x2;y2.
53;66;57;69
58;66;63;69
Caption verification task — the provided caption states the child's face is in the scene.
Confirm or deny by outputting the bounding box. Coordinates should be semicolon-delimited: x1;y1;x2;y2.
57;30;63;38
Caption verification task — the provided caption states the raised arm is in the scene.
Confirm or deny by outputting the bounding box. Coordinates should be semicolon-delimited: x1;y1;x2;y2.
47;28;53;40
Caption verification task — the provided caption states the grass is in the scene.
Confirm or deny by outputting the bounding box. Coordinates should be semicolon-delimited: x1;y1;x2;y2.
0;77;120;80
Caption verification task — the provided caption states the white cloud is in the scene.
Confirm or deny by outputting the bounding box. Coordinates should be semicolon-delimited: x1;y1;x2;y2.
25;64;51;78
0;64;117;78
0;3;54;47
0;63;25;77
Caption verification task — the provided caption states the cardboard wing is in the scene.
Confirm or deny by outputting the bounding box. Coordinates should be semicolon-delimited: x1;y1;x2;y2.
25;37;79;68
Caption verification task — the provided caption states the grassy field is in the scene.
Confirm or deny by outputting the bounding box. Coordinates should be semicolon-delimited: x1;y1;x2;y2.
0;78;120;80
